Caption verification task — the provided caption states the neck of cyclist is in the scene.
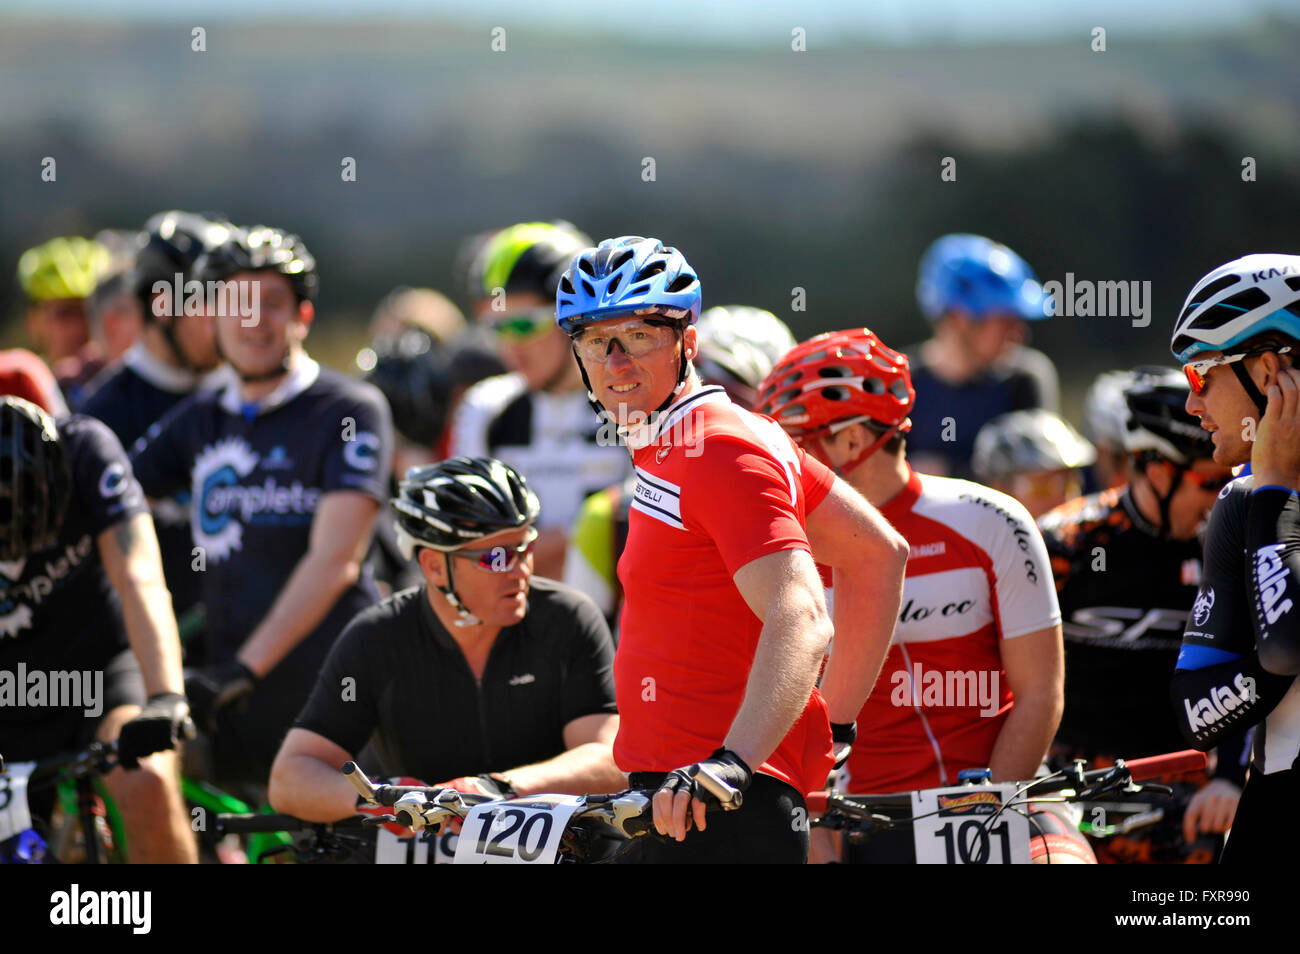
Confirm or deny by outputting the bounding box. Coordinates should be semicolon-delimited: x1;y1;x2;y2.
1129;460;1201;541
237;344;300;404
822;422;910;507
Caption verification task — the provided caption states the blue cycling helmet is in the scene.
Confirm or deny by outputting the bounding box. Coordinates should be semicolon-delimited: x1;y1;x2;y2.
1170;254;1300;363
916;233;1051;322
555;236;701;335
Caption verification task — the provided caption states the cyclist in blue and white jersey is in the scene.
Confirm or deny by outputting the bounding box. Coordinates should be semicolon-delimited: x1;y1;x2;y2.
129;225;392;788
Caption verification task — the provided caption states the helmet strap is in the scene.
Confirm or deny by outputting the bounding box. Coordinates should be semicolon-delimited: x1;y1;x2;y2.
571;323;690;438
437;553;482;628
1141;454;1184;540
1229;359;1269;418
810;422;899;479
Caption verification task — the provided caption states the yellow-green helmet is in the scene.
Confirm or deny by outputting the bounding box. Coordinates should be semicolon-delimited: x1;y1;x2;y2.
17;236;110;302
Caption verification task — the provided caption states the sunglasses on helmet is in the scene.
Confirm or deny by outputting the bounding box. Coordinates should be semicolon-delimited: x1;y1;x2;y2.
1183;347;1291;395
451;526;539;572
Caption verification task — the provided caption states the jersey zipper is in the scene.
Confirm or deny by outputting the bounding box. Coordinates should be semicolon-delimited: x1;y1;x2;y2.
899;643;949;785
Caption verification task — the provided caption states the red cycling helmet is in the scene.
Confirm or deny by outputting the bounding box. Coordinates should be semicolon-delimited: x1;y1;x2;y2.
756;328;915;474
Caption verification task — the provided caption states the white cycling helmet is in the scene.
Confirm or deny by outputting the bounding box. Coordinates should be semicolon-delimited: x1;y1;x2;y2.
695;305;797;396
1170;253;1300;363
1081;370;1136;450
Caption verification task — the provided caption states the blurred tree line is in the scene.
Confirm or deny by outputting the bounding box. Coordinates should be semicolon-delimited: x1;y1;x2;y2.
4;115;1297;418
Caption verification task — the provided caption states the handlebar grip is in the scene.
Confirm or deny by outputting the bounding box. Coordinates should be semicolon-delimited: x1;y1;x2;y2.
342;760;379;803
1123;750;1208;781
691;764;743;810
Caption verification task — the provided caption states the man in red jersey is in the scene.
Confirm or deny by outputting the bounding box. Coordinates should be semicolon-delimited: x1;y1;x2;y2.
555;237;908;862
758;328;1064;863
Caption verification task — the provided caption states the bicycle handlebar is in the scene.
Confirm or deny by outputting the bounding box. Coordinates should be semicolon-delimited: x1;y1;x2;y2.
806;750;1209;817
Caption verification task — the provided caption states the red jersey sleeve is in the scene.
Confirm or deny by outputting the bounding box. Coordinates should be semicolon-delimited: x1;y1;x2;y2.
684;435;817;577
798;443;836;512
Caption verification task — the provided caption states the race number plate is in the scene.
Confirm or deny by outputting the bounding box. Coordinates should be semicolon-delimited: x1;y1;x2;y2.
374;827;457;864
911;784;1030;865
0;761;35;842
453;795;584;865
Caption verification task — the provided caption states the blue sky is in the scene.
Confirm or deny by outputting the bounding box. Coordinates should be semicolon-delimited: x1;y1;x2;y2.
5;0;1297;44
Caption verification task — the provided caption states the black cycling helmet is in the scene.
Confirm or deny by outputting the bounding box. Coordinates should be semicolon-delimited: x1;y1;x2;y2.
393;456;540;627
196;224;318;304
0;397;71;561
392;456;540;555
1123;366;1214;467
357;329;452;448
132;210;236;313
1122;367;1219;538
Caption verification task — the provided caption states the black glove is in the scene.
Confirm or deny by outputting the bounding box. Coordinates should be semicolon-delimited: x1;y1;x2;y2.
657;747;752;810
831;721;857;770
118;693;194;769
185;660;257;734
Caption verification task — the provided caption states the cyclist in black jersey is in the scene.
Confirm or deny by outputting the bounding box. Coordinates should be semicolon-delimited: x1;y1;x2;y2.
0;397;195;862
1038;368;1242;860
130;225;393;789
268;457;621;824
82;211;234;640
1168;254;1300;864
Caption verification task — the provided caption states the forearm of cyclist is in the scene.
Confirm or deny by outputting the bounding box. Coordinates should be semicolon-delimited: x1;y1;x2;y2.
98;512;185;696
1171;652;1292;749
988;625;1063;783
806;479;908;722
238;492;378;677
725;548;834;771
504;714;624;795
268;728;359;822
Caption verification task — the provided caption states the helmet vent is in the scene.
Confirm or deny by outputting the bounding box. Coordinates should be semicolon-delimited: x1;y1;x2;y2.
863;378;885;395
607;273;622;295
818;365;850;378
822;386;849;401
581;279;595;298
666;273;694;293
1177;274;1239;324
638;261;666;279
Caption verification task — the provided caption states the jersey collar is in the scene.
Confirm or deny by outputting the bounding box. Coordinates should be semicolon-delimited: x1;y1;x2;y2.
124;341;214;393
624;385;729;451
1119;484;1162;538
879;464;924;521
215;352;320;418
